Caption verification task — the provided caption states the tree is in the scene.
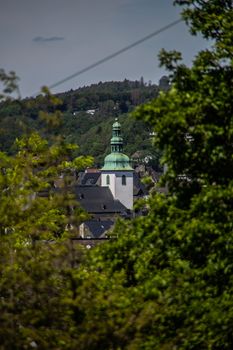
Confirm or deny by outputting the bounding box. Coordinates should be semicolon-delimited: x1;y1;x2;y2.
0;83;93;349
0;69;20;101
67;1;233;349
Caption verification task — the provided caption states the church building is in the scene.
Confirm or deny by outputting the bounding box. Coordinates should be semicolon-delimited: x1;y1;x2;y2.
101;119;134;210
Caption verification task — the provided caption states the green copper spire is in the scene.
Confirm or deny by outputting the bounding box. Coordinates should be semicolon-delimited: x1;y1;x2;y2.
111;118;123;153
102;118;133;171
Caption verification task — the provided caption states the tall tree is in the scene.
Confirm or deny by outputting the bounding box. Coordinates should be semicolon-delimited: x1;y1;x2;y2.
68;1;233;349
0;83;92;349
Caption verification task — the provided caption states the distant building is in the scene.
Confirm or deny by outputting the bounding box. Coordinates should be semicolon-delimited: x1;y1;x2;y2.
79;170;101;186
86;109;96;115
101;119;134;210
79;220;114;239
159;76;170;92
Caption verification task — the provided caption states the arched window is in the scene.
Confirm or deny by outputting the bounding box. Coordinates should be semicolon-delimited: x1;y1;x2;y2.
122;174;126;185
106;175;110;185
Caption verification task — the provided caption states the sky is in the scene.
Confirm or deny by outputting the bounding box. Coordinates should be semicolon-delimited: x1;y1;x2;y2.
1;0;208;98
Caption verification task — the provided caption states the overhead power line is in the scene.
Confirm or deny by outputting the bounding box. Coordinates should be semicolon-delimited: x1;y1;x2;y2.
41;18;183;93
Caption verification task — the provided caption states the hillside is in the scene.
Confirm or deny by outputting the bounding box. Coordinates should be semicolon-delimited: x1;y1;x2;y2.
0;78;168;168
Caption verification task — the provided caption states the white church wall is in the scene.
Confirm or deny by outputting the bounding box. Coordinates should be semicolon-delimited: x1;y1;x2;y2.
115;172;133;210
101;173;116;197
101;171;133;210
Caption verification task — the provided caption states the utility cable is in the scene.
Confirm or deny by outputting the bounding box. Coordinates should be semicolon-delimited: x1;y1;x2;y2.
37;18;183;94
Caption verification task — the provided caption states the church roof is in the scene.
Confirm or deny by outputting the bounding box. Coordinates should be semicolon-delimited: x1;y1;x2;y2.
102;153;132;171
74;185;128;214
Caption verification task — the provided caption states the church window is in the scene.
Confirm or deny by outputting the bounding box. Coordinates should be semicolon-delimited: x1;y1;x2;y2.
122;175;126;185
106;175;110;185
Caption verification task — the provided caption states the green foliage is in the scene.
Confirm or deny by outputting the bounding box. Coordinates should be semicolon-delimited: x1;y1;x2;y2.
1;1;233;348
0;80;160;164
0;69;20;101
57;1;233;349
0;85;93;349
0;239;79;349
77;182;232;349
0;139;92;349
0;130;92;240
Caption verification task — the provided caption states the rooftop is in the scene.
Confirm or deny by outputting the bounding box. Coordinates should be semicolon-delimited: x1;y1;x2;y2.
74;185;128;214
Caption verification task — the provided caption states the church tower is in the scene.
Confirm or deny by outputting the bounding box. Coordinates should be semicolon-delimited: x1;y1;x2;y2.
101;119;133;210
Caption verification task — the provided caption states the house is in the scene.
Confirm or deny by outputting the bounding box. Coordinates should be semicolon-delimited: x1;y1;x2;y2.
79;220;114;239
79;171;101;186
86;109;96;115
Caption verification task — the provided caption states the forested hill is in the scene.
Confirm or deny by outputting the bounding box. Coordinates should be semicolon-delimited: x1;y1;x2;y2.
0;78;169;167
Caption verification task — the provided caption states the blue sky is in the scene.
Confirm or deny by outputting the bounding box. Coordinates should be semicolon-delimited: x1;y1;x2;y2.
1;0;208;97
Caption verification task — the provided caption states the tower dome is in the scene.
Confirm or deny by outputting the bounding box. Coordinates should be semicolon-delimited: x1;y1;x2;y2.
102;119;133;171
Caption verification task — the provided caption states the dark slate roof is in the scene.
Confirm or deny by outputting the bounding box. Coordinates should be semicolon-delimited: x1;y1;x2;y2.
80;172;101;186
74;185;127;214
133;172;148;197
85;220;114;238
